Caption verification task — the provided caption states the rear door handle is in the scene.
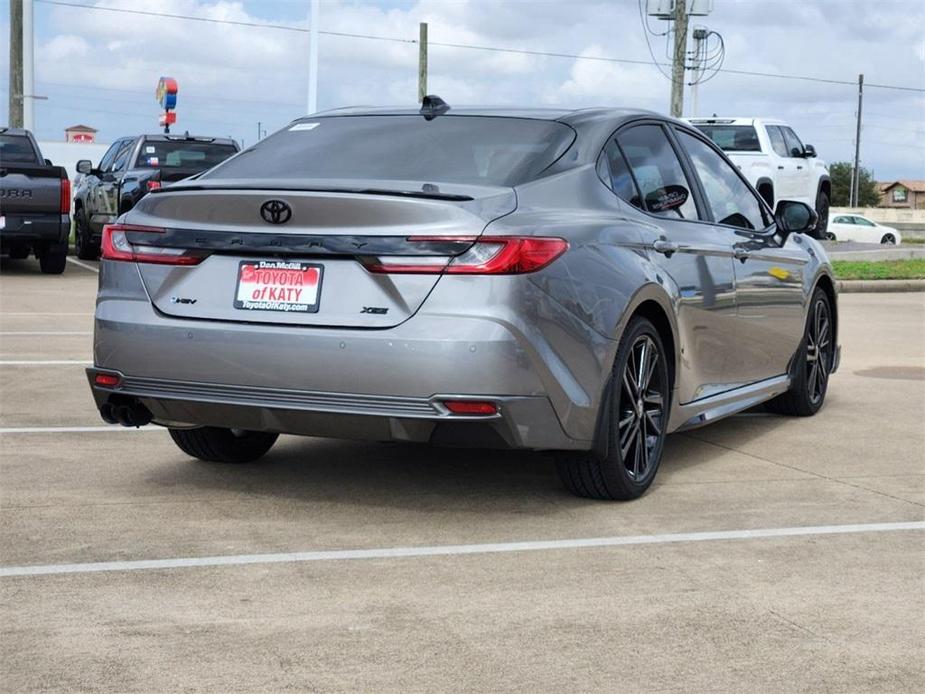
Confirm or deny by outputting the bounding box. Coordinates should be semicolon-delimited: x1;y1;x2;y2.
796;165;804;170
652;240;681;257
777;165;784;170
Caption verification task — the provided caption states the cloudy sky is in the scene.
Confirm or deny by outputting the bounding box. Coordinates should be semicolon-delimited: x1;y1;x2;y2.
2;0;923;178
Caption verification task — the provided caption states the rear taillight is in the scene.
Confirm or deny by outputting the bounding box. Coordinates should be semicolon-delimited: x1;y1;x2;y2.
60;177;71;214
146;180;161;191
101;223;204;265
365;236;568;275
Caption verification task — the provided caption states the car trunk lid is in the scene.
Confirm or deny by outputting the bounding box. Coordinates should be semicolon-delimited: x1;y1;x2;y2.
127;181;515;328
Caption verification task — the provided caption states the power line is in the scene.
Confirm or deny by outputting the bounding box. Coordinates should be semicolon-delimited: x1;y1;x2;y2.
32;0;925;94
35;0;413;43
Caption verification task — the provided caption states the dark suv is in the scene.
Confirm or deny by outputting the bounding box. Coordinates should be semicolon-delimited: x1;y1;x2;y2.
73;133;239;259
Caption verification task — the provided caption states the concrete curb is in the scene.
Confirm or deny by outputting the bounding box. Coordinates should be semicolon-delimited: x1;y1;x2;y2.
828;248;925;261
836;279;925;293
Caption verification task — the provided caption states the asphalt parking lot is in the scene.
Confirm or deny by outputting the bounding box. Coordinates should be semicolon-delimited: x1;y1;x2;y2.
1;257;923;693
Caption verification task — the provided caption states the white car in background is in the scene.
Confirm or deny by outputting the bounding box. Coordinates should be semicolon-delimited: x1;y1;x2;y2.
826;214;902;244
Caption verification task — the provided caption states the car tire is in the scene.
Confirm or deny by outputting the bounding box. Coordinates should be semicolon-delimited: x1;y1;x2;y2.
766;288;835;417
556;317;670;500
169;426;279;463
74;207;99;260
824;232;836;241
814;190;830;239
880;233;896;245
38;242;68;275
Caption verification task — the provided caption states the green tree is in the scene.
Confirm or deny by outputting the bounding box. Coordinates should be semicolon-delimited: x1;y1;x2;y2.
829;161;881;207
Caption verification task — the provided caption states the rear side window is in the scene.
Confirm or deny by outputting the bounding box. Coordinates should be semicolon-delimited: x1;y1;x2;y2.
766;127;790;158
135;141;238;170
832;216;853;224
598;140;642;208
677;130;770;231
615;124;698;220
692;125;761;152
0;134;40;164
203;116;575;187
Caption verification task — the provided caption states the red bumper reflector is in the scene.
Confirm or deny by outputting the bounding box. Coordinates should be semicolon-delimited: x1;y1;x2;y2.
443;400;498;416
94;373;121;387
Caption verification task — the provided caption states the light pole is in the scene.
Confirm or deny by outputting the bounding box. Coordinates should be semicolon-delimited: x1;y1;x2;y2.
307;0;319;115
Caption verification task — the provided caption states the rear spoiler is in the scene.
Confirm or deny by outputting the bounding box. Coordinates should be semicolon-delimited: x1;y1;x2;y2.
151;183;474;202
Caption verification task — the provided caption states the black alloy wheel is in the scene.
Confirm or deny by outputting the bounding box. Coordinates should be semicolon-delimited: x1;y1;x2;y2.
556;317;670;500
805;294;834;406
617;334;666;483
767;289;835;416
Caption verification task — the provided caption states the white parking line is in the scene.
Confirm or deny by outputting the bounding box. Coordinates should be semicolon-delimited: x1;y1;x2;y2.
0;332;92;336
1;521;921;578
0;360;91;365
66;257;100;273
0;426;160;434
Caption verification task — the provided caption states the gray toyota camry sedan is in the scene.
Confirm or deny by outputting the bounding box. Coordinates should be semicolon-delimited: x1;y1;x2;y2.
87;99;839;500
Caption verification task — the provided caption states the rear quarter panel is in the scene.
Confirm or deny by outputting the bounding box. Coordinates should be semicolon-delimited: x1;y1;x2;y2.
468;165;678;441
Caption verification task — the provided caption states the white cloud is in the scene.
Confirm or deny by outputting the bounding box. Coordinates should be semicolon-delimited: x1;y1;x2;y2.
11;0;923;176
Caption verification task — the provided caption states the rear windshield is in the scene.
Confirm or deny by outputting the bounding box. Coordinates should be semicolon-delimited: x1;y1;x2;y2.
135;141;238;170
202;115;576;187
0;134;40;164
692;125;761;152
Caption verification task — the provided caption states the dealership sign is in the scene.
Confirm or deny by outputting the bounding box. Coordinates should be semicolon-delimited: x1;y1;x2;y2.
156;77;178;133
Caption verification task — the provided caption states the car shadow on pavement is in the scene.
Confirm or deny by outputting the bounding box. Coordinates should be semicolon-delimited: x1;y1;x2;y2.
150;437;570;512
149;407;795;511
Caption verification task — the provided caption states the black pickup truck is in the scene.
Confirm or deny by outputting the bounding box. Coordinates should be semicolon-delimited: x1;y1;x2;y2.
0;128;71;274
73;133;239;259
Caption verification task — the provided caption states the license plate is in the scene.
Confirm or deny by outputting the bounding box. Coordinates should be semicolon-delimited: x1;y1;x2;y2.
233;260;322;313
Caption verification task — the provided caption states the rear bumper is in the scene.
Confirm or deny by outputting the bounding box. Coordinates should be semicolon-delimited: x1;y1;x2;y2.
0;214;69;246
87;368;578;449
90;263;598;449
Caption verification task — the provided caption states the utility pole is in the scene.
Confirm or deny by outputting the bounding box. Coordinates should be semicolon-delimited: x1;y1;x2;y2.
8;0;23;128
307;0;319;114
670;0;688;118
850;73;864;208
22;0;34;131
689;28;702;118
418;22;428;103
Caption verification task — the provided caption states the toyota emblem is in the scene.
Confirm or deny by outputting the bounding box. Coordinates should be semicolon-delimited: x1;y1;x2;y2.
260;199;292;224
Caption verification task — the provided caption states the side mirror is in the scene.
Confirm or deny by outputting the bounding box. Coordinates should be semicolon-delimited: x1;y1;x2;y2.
803;144;817;158
44;158;53;166
76;159;93;175
775;200;818;237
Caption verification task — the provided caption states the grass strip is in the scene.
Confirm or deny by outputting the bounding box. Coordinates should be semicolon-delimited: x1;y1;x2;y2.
832;259;925;280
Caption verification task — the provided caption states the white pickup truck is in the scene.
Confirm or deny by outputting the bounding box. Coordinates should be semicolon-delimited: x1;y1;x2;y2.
686;117;831;236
